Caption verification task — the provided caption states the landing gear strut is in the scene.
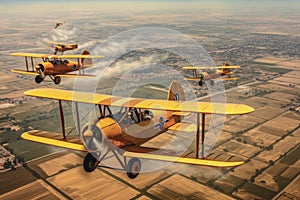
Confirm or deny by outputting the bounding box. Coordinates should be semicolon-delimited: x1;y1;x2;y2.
199;74;204;86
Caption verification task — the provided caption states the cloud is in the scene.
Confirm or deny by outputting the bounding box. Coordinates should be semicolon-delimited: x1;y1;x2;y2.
37;27;78;46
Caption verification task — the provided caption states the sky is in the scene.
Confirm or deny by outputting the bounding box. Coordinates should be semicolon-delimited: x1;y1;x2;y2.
1;0;299;15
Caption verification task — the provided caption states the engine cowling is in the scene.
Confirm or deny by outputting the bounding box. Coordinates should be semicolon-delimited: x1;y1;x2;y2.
81;117;123;151
35;62;54;75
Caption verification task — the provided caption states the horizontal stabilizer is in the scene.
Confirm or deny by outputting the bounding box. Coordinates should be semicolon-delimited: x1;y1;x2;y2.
171;112;191;117
168;122;198;132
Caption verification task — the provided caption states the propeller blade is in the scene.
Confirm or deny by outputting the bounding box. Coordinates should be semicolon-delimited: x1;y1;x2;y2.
88;111;98;130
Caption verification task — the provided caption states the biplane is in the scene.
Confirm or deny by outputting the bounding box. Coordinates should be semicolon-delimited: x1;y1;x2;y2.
54;21;64;29
21;81;254;179
48;42;78;55
10;51;103;84
183;63;240;86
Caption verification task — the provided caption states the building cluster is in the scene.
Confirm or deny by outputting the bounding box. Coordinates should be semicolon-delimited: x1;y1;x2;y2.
0;145;15;171
281;95;300;113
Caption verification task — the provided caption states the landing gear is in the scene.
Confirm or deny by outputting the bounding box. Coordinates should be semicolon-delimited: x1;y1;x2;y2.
199;74;204;86
54;76;61;84
198;80;203;86
83;151;142;179
210;80;215;86
83;153;100;172
126;158;141;179
35;75;43;83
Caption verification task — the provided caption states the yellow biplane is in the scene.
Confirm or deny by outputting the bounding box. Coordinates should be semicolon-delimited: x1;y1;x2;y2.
48;42;78;55
21;81;254;179
10;51;103;84
183;63;240;86
54;21;64;29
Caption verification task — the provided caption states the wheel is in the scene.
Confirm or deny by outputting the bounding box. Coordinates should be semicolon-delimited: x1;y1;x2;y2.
35;75;43;83
54;76;61;84
126;158;141;179
210;80;214;86
198;80;203;86
83;153;100;172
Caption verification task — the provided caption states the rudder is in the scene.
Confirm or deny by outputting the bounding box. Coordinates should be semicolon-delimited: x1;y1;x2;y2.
81;50;92;66
167;80;185;101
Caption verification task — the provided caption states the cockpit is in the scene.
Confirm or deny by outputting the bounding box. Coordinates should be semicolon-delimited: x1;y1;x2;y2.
52;59;64;66
110;107;153;126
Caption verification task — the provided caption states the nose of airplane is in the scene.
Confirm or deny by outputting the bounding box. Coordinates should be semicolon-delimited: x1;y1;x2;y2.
83;129;94;138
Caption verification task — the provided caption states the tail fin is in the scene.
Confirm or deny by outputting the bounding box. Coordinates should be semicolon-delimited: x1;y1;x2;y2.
81;50;92;66
167;81;185;101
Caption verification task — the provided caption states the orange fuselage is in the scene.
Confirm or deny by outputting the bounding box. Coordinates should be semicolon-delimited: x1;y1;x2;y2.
203;69;233;80
36;60;81;75
84;108;180;150
55;44;78;52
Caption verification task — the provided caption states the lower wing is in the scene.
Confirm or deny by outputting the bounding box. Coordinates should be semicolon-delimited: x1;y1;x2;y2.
11;69;38;76
58;74;95;78
220;77;239;81
184;78;200;80
123;150;243;167
21;130;86;151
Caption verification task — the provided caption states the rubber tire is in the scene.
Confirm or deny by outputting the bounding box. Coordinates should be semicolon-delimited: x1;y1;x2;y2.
54;76;61;85
83;153;100;172
126;158;141;179
35;75;43;84
198;81;203;86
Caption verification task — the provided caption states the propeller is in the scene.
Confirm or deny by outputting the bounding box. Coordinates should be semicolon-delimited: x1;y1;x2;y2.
83;111;108;153
35;64;45;78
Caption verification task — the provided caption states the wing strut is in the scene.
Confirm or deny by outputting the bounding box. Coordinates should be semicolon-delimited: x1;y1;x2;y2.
77;58;81;75
58;100;66;139
193;69;197;79
196;113;200;158
201;113;205;158
195;113;206;158
75;102;81;136
30;57;34;71
25;57;29;71
98;104;103;117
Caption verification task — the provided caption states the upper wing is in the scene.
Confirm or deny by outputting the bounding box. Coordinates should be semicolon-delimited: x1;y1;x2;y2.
11;53;104;59
56;55;104;59
11;52;54;58
183;66;240;70
216;65;240;69
11;69;38;76
24;88;254;115
47;41;58;45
